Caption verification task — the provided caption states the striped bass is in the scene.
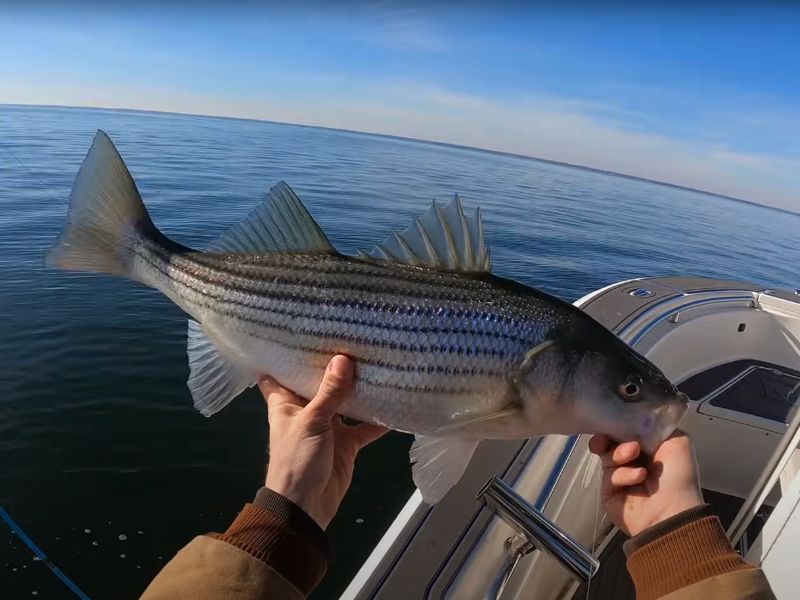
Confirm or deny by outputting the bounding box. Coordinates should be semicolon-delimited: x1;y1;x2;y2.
47;131;688;503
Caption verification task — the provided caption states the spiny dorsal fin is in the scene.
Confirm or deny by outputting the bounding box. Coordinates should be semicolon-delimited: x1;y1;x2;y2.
360;194;491;272
208;181;336;254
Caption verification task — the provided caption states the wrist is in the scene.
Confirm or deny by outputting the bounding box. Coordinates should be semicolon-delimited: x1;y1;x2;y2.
265;478;324;529
645;493;704;533
625;490;703;537
625;503;711;554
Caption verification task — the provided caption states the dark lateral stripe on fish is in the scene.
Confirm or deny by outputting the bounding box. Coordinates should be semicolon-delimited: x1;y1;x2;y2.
145;241;483;308
356;373;482;396
189;252;496;292
132;248;523;377
236;317;515;368
138;237;545;320
133;243;539;341
151;253;504;394
182;258;524;307
157;243;536;309
176;273;537;337
236;327;503;393
202;293;518;366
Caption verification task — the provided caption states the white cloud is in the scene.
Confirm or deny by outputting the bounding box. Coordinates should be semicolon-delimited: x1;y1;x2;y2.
3;77;798;211
364;1;449;52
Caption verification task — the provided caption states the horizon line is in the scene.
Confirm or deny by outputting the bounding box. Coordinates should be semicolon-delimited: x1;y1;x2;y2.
4;101;798;218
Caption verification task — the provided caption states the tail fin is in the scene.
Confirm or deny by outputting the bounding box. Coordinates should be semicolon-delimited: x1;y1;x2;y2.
46;130;158;278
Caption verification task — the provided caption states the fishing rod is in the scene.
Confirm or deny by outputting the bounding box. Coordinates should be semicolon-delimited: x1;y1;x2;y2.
0;505;92;600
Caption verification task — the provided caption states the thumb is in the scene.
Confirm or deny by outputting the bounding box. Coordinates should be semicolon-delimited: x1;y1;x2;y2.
305;355;354;422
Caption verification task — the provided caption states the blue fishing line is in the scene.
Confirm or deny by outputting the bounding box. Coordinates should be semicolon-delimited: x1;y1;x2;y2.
0;505;91;600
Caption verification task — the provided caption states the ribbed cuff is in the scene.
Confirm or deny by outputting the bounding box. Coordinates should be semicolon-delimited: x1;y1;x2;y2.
625;507;749;600
208;488;330;595
623;504;713;556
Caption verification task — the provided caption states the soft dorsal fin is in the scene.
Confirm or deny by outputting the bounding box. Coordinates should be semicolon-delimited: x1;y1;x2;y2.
208;181;336;254
358;194;491;272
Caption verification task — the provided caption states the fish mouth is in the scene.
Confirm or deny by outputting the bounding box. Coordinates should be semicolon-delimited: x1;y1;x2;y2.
640;393;690;454
669;392;690;423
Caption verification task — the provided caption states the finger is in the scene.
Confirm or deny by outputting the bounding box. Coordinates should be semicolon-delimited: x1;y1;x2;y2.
259;377;304;410
600;468;616;503
609;466;647;489
588;434;610;455
601;441;641;469
669;428;687;439
660;429;691;450
258;377;280;399
306;355;354;420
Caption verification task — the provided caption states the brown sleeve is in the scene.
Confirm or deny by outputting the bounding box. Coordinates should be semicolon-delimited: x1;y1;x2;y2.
140;536;307;600
660;569;776;600
624;505;774;600
207;487;330;595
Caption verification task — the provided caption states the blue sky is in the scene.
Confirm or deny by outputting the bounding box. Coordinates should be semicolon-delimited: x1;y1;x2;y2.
2;3;799;209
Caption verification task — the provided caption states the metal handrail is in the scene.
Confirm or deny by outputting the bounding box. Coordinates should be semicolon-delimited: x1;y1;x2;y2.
617;292;757;346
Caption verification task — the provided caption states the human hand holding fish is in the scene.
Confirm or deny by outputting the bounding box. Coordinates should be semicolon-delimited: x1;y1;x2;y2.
260;355;387;529
589;432;704;537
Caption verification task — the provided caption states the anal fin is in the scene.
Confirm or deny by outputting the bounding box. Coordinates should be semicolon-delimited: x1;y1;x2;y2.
410;436;480;504
187;320;258;417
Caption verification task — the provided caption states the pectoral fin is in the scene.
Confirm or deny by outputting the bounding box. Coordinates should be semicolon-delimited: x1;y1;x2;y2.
410;436;480;504
433;404;524;435
518;339;556;373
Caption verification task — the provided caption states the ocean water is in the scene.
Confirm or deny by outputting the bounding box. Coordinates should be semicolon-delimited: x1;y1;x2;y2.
1;104;799;599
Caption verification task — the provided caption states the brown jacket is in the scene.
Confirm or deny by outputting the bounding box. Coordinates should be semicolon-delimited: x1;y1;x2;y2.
142;493;775;600
141;488;327;600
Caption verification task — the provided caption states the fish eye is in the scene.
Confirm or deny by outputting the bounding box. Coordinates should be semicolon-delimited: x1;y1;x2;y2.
619;378;642;401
